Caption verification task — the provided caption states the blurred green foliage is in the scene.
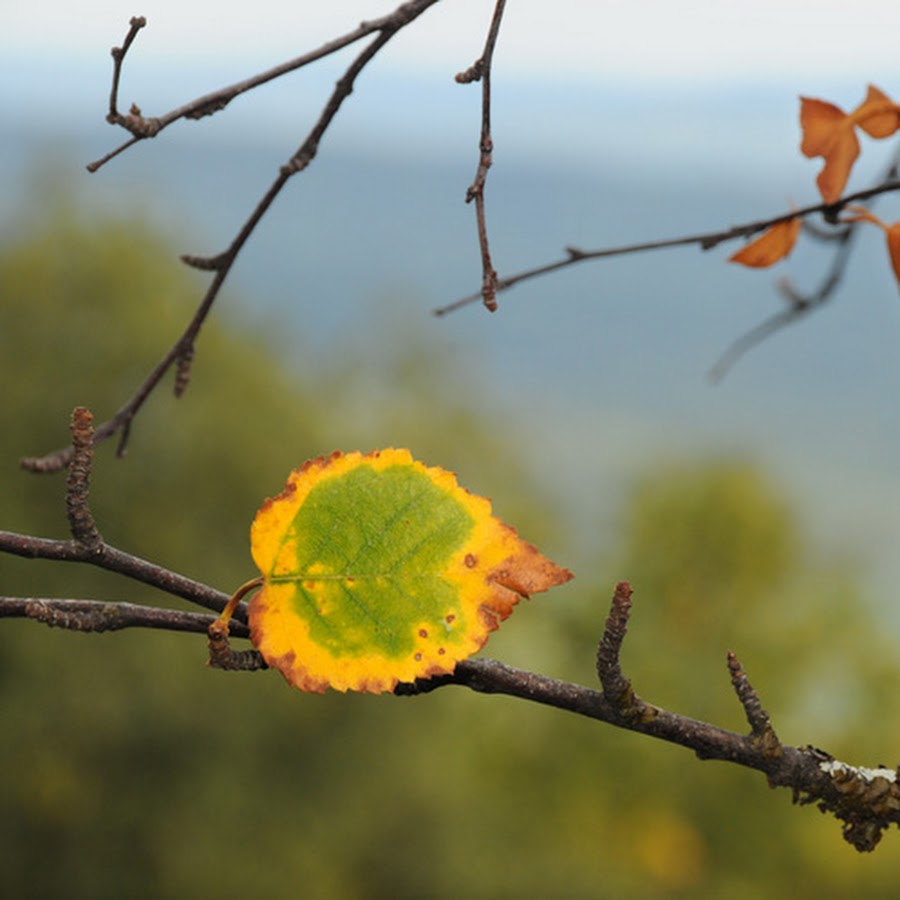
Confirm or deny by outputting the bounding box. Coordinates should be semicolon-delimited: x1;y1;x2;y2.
3;199;900;898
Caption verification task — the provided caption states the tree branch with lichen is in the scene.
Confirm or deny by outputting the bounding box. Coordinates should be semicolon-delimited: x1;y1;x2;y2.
4;408;899;851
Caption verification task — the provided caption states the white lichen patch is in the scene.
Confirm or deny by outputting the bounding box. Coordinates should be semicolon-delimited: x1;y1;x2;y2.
820;760;897;783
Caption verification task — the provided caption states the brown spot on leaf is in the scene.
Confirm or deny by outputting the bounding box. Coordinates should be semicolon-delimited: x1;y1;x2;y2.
418;628;428;638
465;553;477;568
479;607;500;632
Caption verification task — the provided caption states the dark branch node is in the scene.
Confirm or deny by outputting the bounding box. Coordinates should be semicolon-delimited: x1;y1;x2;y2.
116;106;163;138
455;60;484;83
207;620;268;672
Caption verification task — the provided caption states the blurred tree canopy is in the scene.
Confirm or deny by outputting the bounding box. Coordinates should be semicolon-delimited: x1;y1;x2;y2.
4;199;900;897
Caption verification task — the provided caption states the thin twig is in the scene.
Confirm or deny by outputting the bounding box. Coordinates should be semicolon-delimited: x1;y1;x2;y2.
23;2;441;474
106;16;147;126
707;301;808;383
780;145;900;306
456;0;507;311
433;180;900;316
727;650;781;760
596;581;653;721
88;3;442;172
708;149;900;380
706;230;854;382
0;597;250;638
0;529;239;620
65;407;103;550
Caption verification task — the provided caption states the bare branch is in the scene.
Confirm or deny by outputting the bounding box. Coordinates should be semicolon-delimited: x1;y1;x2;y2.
397;585;900;852
727;650;781;755
20;313;207;471
708;148;900;379
706;300;808;382
456;0;507;311
105;16;147;124
23;2;442;473
0;596;250;639
0;529;238;620
780;144;900;306
595;580;653;722
4;511;899;851
9;9;900;856
88;3;442;172
433;180;900;316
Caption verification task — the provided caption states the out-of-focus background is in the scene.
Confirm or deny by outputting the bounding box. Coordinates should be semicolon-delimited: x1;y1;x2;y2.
4;2;900;896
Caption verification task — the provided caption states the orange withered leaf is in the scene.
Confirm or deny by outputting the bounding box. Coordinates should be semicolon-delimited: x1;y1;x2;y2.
800;86;900;204
854;85;900;139
800;98;848;157
729;217;802;268
799;97;860;204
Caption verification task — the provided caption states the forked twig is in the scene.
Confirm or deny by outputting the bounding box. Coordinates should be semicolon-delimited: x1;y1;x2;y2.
87;6;440;172
23;2;441;473
708;147;900;379
5;407;237;618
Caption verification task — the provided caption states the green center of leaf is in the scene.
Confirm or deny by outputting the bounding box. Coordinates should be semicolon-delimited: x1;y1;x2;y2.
270;463;475;658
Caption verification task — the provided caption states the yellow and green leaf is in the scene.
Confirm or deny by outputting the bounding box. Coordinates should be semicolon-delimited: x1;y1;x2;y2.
245;449;572;694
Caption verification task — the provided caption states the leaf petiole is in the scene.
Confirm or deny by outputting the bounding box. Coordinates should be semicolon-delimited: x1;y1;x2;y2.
207;576;264;671
214;576;264;630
